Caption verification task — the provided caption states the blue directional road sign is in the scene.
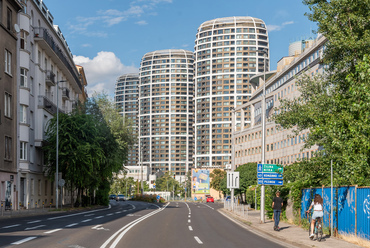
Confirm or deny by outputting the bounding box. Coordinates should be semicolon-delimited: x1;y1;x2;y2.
257;164;263;173
258;179;283;186
194;197;197;201
257;172;283;179
156;195;160;200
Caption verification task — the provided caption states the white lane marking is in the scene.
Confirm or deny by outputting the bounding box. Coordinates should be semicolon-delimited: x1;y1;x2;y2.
11;237;37;245
188;215;191;218
128;204;136;210
81;219;92;223
44;228;62;234
115;211;121;214
47;206;110;220
194;236;203;244
200;203;214;210
92;225;102;229
66;223;78;228
106;213;113;216
27;220;41;224
2;224;20;229
189;226;193;231
95;216;104;219
188;219;191;223
101;203;169;248
25;225;46;230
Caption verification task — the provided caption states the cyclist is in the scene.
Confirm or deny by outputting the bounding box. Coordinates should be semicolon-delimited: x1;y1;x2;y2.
306;194;324;238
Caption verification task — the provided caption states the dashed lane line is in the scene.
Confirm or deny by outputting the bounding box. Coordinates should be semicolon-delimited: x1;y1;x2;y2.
194;236;203;244
44;228;62;234
11;237;37;245
25;225;46;230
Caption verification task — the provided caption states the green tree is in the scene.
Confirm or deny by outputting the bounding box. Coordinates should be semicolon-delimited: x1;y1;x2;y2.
274;0;370;186
235;163;257;202
210;169;226;198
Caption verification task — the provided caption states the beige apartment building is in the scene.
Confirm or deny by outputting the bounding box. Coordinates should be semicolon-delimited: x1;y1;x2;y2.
138;49;194;180
0;0;22;210
232;35;327;167
194;16;269;169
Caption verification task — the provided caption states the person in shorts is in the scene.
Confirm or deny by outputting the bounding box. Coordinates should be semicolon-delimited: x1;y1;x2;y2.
306;194;324;238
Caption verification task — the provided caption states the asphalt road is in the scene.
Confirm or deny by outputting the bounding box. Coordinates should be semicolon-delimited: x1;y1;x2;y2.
0;201;290;248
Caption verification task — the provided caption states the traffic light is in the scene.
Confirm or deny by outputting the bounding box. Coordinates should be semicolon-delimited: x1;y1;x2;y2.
173;174;175;179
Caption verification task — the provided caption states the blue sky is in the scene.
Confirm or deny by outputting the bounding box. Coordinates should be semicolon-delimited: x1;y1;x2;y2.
45;0;317;96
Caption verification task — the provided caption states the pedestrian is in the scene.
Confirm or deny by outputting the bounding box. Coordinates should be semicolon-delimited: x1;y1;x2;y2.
272;190;283;231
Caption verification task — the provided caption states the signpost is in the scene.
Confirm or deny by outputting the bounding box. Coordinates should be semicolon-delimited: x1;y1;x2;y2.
227;172;240;189
257;164;283;186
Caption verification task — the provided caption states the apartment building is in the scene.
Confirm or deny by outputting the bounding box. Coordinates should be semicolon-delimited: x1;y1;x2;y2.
0;0;22;210
194;16;269;169
115;73;139;167
232;35;327;167
138;49;194;179
17;0;83;208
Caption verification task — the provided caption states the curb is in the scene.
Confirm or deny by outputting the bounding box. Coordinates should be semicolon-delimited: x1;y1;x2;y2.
219;208;312;248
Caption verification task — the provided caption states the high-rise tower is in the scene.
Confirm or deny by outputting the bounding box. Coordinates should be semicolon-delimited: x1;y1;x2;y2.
138;49;194;177
115;73;140;167
194;16;269;168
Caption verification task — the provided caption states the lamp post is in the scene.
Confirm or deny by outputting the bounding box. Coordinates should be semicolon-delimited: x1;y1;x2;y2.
56;80;65;209
140;144;144;195
260;49;268;223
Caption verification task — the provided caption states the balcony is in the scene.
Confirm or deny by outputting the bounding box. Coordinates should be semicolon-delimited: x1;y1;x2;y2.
34;27;82;92
45;70;55;86
62;87;70;100
38;95;57;115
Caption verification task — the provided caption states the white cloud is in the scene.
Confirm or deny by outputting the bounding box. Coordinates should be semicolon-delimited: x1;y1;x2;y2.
73;52;139;96
81;44;92;47
135;20;148;25
267;21;294;32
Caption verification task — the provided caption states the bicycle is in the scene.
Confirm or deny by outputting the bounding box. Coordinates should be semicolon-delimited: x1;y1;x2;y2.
306;212;323;242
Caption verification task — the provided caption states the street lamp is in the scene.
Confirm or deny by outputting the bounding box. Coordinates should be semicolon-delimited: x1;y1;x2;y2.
56;80;66;209
140;143;144;195
260;48;268;223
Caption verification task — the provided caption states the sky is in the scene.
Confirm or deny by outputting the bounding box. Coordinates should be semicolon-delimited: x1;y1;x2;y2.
45;0;317;97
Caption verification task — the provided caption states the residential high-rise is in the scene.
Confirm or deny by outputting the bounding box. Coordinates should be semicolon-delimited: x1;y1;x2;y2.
194;16;269;168
115;73;140;167
138;49;194;178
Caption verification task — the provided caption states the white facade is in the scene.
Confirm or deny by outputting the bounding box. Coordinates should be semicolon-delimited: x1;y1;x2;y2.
194;16;269;168
233;35;327;167
17;0;82;208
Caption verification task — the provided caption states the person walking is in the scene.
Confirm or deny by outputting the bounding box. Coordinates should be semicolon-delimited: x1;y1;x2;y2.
272;190;283;231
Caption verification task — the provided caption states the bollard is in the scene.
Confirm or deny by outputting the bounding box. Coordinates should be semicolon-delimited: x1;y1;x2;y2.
19;202;21;213
1;202;3;216
50;202;51;209
43;202;44;210
28;202;30;212
35;201;37;211
10;203;13;216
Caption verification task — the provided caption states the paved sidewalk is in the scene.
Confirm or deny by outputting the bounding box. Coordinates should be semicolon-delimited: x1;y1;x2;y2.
220;208;364;248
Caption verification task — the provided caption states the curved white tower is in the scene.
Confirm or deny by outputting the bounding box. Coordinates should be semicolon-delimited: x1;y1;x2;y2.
139;49;194;176
115;73;140;167
194;16;269;168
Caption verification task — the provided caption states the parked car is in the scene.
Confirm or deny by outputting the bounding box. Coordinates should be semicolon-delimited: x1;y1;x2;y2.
206;196;214;203
116;194;126;201
109;194;116;200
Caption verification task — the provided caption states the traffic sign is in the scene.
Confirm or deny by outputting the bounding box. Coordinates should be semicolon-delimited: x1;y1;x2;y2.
153;185;156;188
257;172;283;179
156;195;160;200
257;164;263;173
261;164;283;173
194;197;197;201
227;172;240;189
258;179;283;186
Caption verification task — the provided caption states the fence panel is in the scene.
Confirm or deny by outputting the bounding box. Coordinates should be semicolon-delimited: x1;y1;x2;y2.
322;187;337;229
301;188;312;219
357;187;370;240
336;186;356;235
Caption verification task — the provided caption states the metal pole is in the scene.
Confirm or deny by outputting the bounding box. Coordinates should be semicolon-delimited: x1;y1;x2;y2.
141;146;144;195
56;81;59;209
231;108;236;211
331;160;333;235
260;50;267;223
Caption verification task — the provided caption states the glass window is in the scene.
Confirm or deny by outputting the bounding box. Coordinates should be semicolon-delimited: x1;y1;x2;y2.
20;68;28;87
5;50;12;74
4;92;12;117
20;105;27;123
5;136;12;160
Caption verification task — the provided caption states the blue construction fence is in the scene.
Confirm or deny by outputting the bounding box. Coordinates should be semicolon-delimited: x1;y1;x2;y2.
301;186;370;240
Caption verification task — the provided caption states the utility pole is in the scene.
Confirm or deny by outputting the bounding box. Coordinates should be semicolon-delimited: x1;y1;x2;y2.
231;108;235;211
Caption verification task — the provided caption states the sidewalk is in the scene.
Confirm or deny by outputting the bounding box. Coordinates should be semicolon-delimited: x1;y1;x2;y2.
0;206;64;219
220;207;365;248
